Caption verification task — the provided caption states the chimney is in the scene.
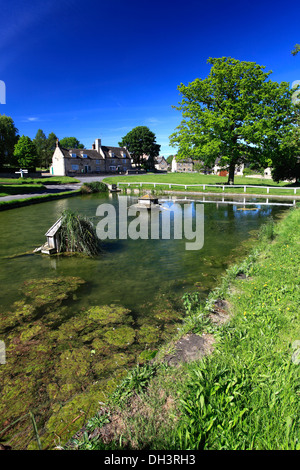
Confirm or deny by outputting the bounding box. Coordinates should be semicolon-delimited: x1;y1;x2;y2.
95;138;101;153
56;138;60;148
92;143;95;150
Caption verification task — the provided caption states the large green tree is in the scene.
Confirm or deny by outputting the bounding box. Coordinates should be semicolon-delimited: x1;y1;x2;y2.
13;135;38;169
170;57;298;184
0;114;19;167
59;137;84;149
118;126;160;169
271;106;300;182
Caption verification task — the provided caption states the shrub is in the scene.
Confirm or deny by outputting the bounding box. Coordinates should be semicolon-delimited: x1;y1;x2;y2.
80;181;108;194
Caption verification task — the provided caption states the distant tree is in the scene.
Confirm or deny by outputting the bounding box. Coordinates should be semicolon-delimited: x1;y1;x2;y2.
46;132;58;168
166;155;174;164
0;114;19;167
170;57;298;184
33;129;48;168
13;135;38;168
118;126;160;169
291;44;300;56
60;137;84;149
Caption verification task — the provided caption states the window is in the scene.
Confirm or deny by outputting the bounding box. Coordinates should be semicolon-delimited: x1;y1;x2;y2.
71;164;79;171
109;166;116;171
71;153;77;158
82;154;88;158
95;159;100;164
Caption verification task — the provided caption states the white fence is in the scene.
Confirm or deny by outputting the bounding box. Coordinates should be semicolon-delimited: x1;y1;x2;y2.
117;182;300;195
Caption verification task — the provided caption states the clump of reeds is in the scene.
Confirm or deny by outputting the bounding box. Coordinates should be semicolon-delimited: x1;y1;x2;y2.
58;210;100;256
80;181;108;194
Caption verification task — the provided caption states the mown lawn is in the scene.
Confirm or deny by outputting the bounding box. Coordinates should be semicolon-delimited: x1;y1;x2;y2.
0;176;80;185
103;173;299;197
103;172;291;186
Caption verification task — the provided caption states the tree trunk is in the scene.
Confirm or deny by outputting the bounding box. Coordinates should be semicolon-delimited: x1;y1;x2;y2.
227;161;235;185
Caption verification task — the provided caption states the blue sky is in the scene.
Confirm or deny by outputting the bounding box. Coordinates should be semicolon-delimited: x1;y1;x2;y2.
1;0;300;156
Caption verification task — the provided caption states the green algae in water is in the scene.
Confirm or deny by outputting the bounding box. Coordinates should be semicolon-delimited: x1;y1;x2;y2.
22;276;86;309
86;304;133;325
103;325;136;348
137;324;161;344
0;276;184;450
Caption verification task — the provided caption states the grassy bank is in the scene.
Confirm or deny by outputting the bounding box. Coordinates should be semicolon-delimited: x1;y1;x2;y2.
69;204;300;450
0;176;80;185
0;184;46;197
0;190;80;211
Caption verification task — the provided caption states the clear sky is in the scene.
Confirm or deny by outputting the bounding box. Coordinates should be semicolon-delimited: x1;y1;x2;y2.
1;0;300;156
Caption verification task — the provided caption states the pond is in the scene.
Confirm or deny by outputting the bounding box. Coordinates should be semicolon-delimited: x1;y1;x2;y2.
0;193;291;449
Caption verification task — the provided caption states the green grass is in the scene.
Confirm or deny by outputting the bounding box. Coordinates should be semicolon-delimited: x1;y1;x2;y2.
0;190;80;211
69;204;300;450
0;176;80;185
0;184;46;197
103;173;299;197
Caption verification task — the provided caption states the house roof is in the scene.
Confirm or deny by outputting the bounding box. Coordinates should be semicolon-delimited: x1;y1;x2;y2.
101;146;130;159
60;148;104;159
177;158;194;164
156;156;167;164
60;145;130;160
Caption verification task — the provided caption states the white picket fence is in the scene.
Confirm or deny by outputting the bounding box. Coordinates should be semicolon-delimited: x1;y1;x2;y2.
117;181;300;195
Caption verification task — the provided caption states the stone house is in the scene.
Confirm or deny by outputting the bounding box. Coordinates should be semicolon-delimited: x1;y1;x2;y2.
171;157;194;172
155;156;168;171
50;138;132;176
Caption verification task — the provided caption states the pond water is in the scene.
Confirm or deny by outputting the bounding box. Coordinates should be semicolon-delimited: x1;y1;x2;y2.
0;193;290;449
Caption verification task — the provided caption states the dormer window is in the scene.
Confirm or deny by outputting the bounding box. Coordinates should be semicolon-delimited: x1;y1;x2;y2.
82;154;88;158
71;153;77;158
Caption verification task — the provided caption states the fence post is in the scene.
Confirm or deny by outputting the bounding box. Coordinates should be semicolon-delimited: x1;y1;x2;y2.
203;185;206;190
267;187;269;194
294;188;297;195
222;186;225;191
244;186;246;193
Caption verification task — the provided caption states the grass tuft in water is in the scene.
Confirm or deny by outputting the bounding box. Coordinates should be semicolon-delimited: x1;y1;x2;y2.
58;209;100;256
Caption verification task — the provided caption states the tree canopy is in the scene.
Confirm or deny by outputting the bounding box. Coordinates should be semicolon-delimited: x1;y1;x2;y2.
291;44;300;56
118;126;160;169
13;135;38;169
0;114;19;167
59;137;84;149
170;57;298;183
